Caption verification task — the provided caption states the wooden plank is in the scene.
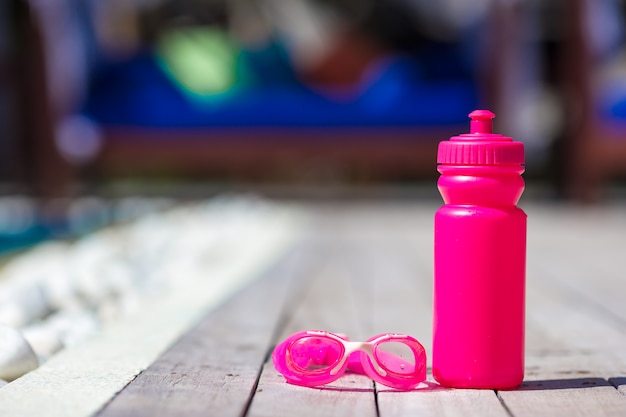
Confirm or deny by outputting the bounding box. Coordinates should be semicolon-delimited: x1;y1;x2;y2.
500;379;626;417
248;231;379;417
96;244;309;417
250;203;435;416
525;205;626;323
252;362;376;417
352;213;510;417
498;206;626;417
381;388;513;417
523;269;626;376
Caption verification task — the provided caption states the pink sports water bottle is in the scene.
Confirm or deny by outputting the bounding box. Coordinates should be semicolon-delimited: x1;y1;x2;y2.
433;110;526;389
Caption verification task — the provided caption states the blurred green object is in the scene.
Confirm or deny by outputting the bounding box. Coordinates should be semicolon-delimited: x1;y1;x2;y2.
156;27;252;102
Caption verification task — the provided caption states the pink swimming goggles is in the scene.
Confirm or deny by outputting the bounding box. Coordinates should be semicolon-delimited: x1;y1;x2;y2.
272;330;427;390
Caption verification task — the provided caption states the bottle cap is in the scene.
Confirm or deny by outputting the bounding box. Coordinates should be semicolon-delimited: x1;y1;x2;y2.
437;110;524;165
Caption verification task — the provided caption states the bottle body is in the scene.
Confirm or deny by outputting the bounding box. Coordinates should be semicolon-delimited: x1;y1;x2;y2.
433;165;526;389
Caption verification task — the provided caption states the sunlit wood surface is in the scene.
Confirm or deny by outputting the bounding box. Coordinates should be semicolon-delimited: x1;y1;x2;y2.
3;201;626;416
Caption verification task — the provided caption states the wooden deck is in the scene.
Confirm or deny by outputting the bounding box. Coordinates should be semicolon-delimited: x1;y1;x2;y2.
3;200;626;416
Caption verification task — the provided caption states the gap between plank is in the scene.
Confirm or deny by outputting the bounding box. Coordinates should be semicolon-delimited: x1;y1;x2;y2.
239;242;320;417
94;369;146;417
609;378;626;396
240;346;274;417
373;381;381;417
495;390;515;417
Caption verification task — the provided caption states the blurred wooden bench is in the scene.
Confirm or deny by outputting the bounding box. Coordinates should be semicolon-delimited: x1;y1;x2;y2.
15;1;502;199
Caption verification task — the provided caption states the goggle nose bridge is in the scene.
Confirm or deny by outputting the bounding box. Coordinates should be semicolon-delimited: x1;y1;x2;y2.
329;341;387;377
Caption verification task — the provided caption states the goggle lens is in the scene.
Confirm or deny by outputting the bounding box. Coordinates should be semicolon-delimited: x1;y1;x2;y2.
289;336;343;372
375;341;417;375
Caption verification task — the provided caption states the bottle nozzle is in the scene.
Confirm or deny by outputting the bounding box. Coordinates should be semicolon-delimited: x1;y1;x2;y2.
438;109;523;165
469;110;495;134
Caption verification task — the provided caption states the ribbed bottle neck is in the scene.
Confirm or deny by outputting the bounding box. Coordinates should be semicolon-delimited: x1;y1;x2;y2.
437;165;525;207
